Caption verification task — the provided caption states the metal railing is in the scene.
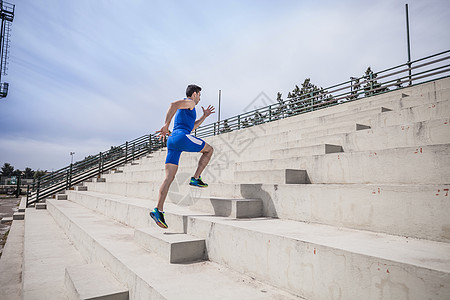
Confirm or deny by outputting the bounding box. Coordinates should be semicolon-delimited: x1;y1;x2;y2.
194;50;450;138
27;50;450;205
27;134;165;206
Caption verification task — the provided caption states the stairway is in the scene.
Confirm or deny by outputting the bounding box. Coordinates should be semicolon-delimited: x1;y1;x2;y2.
5;77;450;299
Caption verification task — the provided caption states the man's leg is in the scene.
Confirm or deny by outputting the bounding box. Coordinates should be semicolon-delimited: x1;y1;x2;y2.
156;163;178;211
193;143;214;179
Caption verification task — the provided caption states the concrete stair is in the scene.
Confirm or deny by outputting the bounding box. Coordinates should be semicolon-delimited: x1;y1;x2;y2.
55;191;450;299
10;77;450;299
46;199;300;299
134;228;206;263
190;197;263;218
65;264;128;300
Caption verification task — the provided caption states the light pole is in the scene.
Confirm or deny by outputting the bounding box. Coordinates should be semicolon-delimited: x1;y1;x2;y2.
70;152;75;165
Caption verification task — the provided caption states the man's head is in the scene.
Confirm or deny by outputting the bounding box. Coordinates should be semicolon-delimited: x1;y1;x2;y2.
186;84;202;104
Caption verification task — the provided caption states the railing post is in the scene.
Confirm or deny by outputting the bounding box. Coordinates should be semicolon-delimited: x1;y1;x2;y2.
125;142;129;163
36;181;40;203
132;142;136;160
98;152;102;176
238;115;241;129
370;72;374;96
148;134;152;153
26;185;30;207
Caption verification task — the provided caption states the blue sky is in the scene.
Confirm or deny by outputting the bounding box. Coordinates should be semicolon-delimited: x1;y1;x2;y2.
1;0;449;171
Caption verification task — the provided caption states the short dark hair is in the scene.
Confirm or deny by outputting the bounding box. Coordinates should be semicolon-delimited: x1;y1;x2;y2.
186;84;202;97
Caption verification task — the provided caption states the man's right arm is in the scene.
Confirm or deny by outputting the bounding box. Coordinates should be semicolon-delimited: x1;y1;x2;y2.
157;99;196;140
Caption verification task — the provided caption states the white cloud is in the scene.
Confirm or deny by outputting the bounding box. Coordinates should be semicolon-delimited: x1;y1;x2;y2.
1;0;449;170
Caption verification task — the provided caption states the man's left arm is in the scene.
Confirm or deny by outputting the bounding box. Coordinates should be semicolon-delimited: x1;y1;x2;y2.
193;105;215;130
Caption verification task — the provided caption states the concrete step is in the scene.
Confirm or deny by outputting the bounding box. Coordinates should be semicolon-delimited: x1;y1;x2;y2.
13;212;25;220
206;98;448;152
190;197;263;218
75;185;88;191
241;79;449;134
35;202;47;210
19;196;27;212
1;216;13;223
61;190;450;298
186;214;450;299
229;182;450;243
269;117;450;154
120;110;449;174
22;208;86;299
234;169;309;184
134;228;206;263
99;118;449;183
46;199;299;299
235;144;450;184
0;219;24;300
68;182;450;243
56;194;68;200
65;264;128;300
370;99;450;128
271;143;343;159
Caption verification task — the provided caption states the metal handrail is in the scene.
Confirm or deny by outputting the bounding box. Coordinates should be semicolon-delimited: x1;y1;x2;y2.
26;133;165;206
27;50;450;205
194;50;450;138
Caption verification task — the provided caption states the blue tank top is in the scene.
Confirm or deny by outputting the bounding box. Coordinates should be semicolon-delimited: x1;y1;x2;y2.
173;107;196;134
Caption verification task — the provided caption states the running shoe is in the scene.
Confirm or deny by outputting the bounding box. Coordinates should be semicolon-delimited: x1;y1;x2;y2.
149;208;168;229
189;176;208;188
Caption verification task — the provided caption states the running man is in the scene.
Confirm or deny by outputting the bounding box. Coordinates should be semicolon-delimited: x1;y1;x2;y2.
150;84;215;228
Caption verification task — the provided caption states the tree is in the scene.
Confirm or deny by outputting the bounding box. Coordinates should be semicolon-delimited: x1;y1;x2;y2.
363;67;389;97
286;78;334;112
34;170;47;181
1;163;14;176
24;168;34;179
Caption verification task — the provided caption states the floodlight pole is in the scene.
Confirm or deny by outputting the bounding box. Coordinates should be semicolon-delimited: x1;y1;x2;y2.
405;4;412;85
218;90;221;123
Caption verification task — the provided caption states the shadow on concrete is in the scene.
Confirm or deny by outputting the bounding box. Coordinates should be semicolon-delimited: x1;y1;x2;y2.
239;184;278;218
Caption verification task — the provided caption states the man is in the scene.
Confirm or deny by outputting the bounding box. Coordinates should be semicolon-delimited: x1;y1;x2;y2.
150;84;215;229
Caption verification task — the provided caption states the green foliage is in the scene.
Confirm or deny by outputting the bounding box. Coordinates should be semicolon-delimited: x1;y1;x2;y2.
363;67;389;97
286;78;334;111
33;170;47;181
1;163;14;176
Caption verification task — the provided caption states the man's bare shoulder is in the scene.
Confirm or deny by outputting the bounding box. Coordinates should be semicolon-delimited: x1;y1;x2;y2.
172;99;195;110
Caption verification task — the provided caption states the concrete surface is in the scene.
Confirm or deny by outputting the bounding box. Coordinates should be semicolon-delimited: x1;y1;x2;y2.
22;208;86;300
65;263;128;300
0;219;24;300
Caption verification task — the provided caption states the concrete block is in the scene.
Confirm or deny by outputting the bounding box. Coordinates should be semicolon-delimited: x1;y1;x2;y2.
75;185;88;191
187;216;450;300
0;217;24;300
95;177;106;182
46;200;293;299
271;144;343;159
134;228;206;263
236;144;450;184
19;197;27;212
35;203;47;210
235;169;309;184
356;123;371;130
56;194;68;200
13;212;24;220
191;197;262;218
1;217;13;223
65;264;128;300
22;209;86;300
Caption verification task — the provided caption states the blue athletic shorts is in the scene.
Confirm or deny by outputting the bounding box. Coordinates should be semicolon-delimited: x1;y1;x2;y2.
165;133;206;165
